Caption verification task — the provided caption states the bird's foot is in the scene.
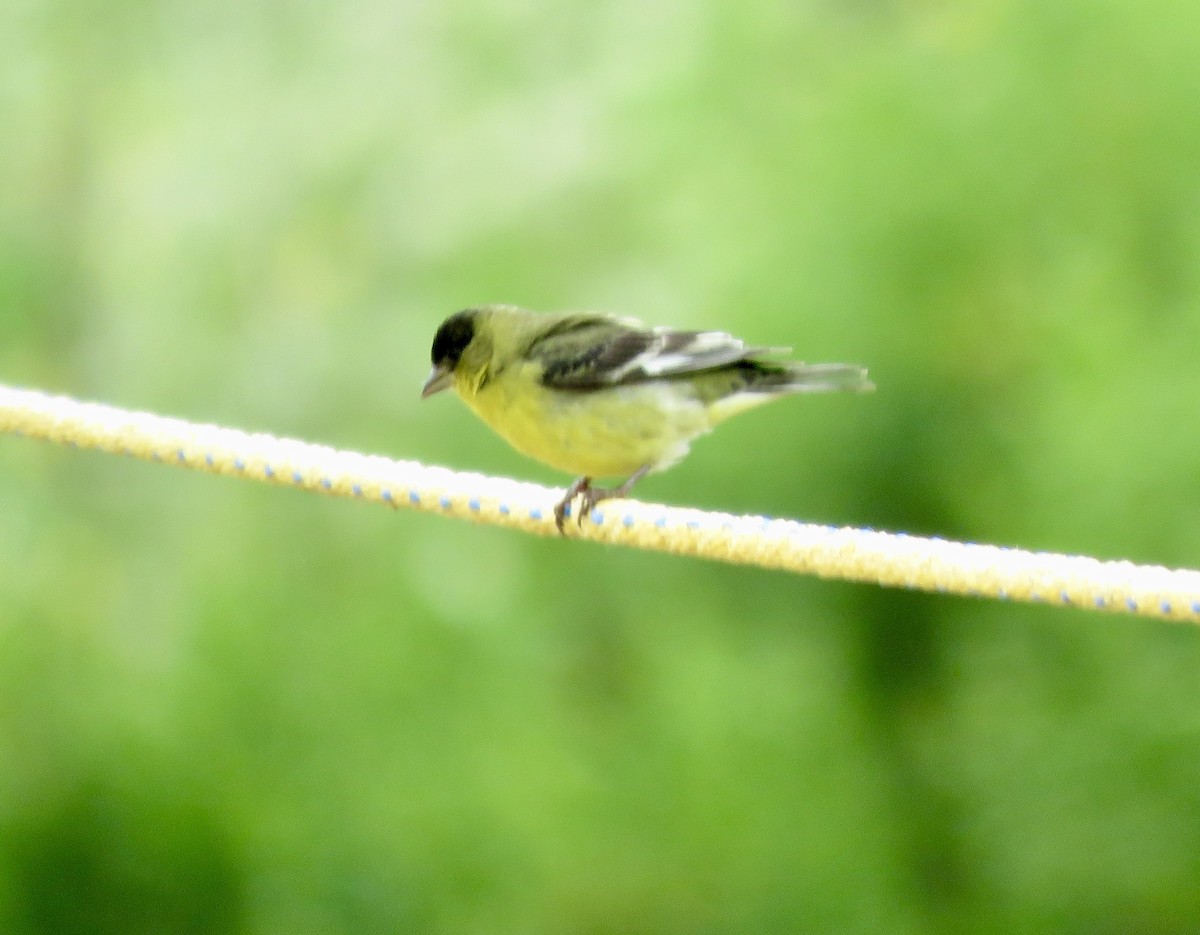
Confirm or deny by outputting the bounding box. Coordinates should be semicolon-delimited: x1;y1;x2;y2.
553;466;650;536
554;476;592;535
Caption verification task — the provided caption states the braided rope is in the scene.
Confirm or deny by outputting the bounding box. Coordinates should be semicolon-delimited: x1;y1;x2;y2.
1;383;1197;623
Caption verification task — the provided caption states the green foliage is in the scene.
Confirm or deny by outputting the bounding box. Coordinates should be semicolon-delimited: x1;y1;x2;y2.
2;0;1200;931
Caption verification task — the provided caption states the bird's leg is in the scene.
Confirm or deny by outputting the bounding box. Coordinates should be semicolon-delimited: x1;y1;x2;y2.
575;465;651;527
554;476;592;534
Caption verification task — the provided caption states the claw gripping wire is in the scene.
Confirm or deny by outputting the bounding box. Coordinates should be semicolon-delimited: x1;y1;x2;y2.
1;383;1198;624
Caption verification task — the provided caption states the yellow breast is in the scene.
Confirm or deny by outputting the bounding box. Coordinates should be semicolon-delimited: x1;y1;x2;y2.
457;363;710;479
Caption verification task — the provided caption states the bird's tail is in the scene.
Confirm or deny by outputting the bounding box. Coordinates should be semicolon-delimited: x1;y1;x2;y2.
756;361;874;394
702;359;872;425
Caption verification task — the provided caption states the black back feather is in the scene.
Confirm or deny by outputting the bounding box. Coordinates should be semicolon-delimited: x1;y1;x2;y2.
537;325;660;387
532;318;769;390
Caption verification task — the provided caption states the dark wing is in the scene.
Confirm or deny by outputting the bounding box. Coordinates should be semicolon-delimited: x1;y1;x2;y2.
531;316;785;390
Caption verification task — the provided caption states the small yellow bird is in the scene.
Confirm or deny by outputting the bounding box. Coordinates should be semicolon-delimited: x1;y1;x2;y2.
421;305;873;533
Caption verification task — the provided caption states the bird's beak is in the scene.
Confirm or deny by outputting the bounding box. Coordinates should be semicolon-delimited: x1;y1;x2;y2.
421;364;454;398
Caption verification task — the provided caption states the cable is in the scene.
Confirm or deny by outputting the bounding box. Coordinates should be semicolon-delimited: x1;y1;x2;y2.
1;383;1197;623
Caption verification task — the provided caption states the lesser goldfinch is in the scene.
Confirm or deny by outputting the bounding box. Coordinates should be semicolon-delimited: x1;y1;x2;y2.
422;305;872;533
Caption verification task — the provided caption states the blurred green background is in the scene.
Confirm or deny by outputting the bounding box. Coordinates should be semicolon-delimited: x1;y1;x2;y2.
2;0;1200;932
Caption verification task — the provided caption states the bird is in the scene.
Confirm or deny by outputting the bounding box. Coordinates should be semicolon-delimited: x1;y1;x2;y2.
421;304;873;534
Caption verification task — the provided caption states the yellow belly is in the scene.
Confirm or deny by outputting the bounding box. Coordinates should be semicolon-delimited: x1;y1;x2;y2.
460;365;712;479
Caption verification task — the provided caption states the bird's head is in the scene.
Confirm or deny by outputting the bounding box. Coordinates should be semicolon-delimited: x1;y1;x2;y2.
422;308;486;398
